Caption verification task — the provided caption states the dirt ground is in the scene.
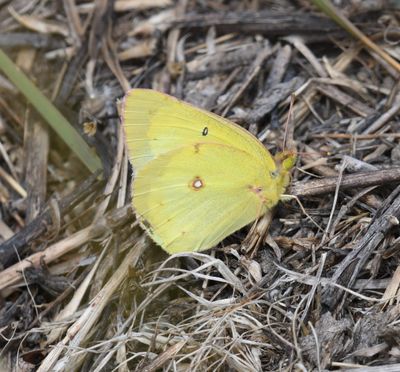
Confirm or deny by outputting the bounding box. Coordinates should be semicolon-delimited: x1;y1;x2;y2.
1;0;400;371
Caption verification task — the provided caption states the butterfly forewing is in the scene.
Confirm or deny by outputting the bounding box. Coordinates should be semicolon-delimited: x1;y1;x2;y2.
123;89;276;172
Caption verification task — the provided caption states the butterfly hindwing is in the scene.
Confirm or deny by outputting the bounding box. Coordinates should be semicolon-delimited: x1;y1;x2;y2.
133;144;272;253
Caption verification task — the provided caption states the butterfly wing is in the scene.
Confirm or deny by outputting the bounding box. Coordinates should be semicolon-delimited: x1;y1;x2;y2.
123;89;293;253
133;143;280;253
123;89;277;173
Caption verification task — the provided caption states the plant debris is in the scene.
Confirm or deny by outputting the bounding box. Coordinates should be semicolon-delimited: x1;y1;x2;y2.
1;0;400;371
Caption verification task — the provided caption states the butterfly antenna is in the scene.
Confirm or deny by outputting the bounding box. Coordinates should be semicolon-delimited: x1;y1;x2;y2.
282;93;296;151
281;194;324;232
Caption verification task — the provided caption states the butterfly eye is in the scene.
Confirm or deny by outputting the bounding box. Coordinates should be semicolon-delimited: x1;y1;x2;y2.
270;170;279;179
202;127;208;136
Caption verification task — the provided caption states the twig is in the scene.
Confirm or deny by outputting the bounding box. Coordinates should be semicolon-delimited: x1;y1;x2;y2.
290;168;400;197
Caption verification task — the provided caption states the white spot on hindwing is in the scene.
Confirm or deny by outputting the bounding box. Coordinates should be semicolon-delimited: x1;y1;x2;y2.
190;176;205;191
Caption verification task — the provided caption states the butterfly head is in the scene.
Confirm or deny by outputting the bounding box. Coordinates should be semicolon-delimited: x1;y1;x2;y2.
271;150;296;202
274;150;296;173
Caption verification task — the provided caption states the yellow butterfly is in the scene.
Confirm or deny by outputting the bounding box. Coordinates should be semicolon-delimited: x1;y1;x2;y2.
123;89;295;254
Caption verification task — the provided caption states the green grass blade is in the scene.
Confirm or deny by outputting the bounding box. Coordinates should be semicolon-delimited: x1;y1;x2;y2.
0;48;102;173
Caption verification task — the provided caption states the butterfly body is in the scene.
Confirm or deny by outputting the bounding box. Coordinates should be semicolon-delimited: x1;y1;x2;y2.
123;89;294;254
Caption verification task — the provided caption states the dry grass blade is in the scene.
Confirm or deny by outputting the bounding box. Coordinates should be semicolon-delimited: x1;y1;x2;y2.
311;0;400;74
37;238;146;372
0;221;107;291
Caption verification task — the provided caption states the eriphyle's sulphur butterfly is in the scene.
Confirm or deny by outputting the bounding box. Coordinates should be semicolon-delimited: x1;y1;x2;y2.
123;89;295;254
